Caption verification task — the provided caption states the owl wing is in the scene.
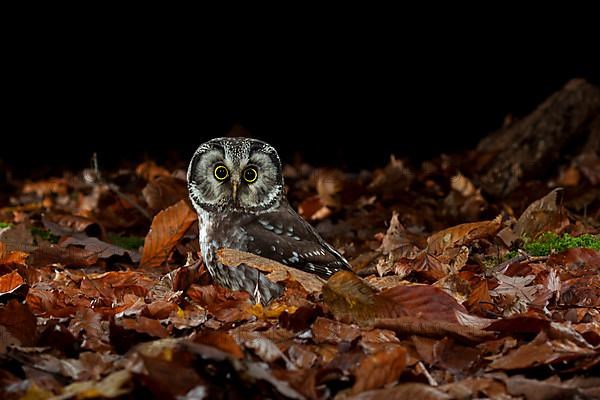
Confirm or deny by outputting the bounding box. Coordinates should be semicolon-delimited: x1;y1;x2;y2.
241;203;351;278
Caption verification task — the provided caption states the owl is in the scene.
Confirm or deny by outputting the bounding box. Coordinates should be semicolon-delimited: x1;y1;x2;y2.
187;137;351;304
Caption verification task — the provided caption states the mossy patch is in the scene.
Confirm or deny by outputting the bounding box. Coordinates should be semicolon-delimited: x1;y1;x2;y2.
108;234;145;250
521;232;600;256
31;227;60;244
0;221;12;228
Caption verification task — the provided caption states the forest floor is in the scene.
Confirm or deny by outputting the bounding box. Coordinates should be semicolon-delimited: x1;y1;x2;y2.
1;82;600;399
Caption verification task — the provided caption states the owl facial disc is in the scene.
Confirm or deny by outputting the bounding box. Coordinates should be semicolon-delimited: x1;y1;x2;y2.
187;137;284;214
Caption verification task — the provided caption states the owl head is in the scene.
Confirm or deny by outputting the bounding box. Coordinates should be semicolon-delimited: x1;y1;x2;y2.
187;137;284;213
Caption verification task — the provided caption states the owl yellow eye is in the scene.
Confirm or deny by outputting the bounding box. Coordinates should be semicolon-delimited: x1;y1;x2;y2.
214;165;229;181
243;167;258;183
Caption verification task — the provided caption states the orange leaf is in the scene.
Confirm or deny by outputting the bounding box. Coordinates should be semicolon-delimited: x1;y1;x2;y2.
142;176;188;214
0;299;37;346
135;161;171;181
119;316;169;338
298;195;332;221
352;346;407;393
323;271;491;331
427;216;502;256
193;331;245;359
140;200;197;267
217;248;325;294
0;241;29;266
311;317;361;344
0;270;26;299
514;188;569;239
489;331;594;370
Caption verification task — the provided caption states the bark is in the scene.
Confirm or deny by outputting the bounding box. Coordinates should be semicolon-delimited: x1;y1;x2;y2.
477;79;600;198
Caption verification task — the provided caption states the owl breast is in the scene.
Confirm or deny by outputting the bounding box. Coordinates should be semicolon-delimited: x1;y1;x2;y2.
197;209;284;304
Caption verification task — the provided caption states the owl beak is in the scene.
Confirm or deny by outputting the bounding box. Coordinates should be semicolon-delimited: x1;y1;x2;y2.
231;180;238;202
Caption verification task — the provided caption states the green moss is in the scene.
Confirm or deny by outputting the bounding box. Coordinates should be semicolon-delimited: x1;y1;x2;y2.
31;227;60;244
505;250;519;259
108;234;145;250
0;221;12;228
522;232;600;256
482;257;501;270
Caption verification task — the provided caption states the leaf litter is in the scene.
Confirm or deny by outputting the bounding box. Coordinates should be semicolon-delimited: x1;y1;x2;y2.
1;138;600;398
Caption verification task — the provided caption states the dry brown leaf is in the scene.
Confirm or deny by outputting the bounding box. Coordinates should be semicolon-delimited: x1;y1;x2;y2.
557;166;581;186
0;241;28;266
315;169;344;207
68;308;109;351
0;223;34;253
351;346;407;393
368;155;413;196
22;177;68;196
311;317;361;344
548;248;600;277
372;317;495;343
323;271;490;331
466;279;494;314
0;270;27;301
217;248;325;294
490;331;595;370
193;331;244;359
427;216;502;256
298;195;332;221
42;212;102;237
451;173;478;197
575;152;600;184
287;344;318;369
378;211;420;258
0;299;37;346
59;369;132;399
514;188;569;239
30;244;99;268
490;274;542;317
142;176;188;214
140;199;197;267
503;375;600;400
80;271;155;301
61;236;140;263
135;161;172;181
349;383;452;400
409;251;450;281
118;316;168;338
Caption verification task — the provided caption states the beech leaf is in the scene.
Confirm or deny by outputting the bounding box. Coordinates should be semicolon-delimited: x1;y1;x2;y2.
140;200;197;267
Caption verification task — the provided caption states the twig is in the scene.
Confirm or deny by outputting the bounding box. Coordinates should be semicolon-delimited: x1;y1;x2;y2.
107;182;152;221
491;250;549;274
88;153;152;221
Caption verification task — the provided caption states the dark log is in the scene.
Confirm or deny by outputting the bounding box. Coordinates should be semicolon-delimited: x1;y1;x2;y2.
477;79;600;198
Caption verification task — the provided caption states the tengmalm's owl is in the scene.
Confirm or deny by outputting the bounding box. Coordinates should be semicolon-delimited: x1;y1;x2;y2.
187;137;351;304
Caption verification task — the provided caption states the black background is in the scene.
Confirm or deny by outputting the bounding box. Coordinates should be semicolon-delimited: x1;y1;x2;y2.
3;41;598;177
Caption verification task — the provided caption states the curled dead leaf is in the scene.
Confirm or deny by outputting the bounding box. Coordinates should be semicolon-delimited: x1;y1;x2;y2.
378;211;420;258
216;248;325;294
427;216;502;256
0;241;28;266
323;271;490;331
136;161;172;181
298;195;332;221
352;346;407;394
514;188;569;239
142;176;188;214
140;200;197;267
490;330;595;370
0;270;28;301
